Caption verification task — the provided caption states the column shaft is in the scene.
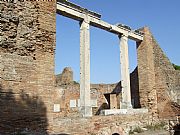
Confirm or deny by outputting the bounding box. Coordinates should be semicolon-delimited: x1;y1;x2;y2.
119;35;132;109
80;20;92;117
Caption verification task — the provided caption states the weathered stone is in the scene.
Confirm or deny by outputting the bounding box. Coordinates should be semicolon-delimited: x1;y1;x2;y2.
70;99;76;108
0;1;56;134
137;27;180;119
119;34;132;109
54;104;60;112
56;67;73;86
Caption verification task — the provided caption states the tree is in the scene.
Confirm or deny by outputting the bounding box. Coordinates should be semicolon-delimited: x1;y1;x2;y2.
172;63;180;70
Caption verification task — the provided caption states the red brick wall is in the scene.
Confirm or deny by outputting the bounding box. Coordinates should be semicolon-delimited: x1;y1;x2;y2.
0;1;56;134
137;27;180;119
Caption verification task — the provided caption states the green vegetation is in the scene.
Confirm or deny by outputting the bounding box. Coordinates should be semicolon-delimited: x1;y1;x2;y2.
173;63;180;70
129;122;167;134
73;81;79;85
129;126;143;134
145;122;166;131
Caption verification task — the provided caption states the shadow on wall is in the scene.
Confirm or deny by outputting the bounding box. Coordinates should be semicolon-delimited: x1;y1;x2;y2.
0;84;48;135
112;82;122;94
95;83;122;115
113;67;141;108
130;67;141;108
174;123;180;135
95;103;109;115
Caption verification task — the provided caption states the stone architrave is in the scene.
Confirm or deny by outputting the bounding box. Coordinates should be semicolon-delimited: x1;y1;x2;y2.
79;18;92;117
119;34;132;109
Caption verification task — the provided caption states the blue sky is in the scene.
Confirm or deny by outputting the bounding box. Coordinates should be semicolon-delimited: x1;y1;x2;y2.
56;0;180;83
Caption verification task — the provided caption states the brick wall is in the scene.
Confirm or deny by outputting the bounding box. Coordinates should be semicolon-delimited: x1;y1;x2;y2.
56;67;73;86
54;66;142;117
0;1;56;134
52;113;150;135
136;27;158;121
137;27;180;119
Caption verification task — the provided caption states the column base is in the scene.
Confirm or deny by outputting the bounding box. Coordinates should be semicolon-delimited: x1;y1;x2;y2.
120;102;132;109
79;106;92;117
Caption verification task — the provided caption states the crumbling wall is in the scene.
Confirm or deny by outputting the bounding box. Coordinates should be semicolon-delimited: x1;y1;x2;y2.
56;67;73;86
52;113;150;135
0;1;56;134
152;33;180;118
136;27;158;120
137;27;180;119
55;66;143;116
55;80;117;117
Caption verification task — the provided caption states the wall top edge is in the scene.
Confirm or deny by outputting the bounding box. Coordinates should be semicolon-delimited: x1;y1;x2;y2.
0;0;55;2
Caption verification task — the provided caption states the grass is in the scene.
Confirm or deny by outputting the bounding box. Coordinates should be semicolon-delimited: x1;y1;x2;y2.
145;122;166;131
129;126;144;134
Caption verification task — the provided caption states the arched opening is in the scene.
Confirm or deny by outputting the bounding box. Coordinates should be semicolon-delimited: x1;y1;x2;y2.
112;133;120;135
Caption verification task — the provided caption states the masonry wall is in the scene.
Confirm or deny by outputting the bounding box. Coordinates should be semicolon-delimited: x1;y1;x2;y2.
130;67;141;108
137;27;180;119
55;82;118;117
52;113;152;135
0;1;56;134
55;66;142;117
56;67;73;86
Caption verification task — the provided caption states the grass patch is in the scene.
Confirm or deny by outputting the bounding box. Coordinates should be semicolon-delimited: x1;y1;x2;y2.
145;122;166;131
129;126;143;134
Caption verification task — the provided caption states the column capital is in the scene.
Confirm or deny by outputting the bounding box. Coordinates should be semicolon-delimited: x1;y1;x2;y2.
80;15;90;25
118;34;128;39
80;19;90;30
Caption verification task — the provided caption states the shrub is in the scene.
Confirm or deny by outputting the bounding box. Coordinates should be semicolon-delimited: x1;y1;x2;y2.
173;63;180;70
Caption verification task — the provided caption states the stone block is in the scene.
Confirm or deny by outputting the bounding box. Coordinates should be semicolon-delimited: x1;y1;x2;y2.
70;99;76;108
53;104;60;112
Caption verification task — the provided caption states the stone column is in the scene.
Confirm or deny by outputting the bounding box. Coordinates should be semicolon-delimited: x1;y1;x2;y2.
119;34;132;109
79;19;92;117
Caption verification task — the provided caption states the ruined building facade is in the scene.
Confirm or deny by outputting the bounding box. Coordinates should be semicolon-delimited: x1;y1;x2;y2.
0;0;179;134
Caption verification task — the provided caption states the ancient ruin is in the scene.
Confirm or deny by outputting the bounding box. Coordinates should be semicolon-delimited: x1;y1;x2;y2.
0;0;180;134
